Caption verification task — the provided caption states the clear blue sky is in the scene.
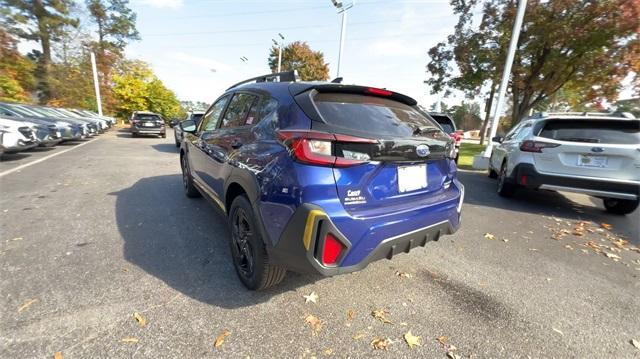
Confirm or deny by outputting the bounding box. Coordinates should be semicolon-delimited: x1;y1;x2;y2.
125;0;465;105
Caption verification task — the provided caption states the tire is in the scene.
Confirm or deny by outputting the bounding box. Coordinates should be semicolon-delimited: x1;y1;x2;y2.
603;198;639;215
175;140;180;148
132;133;138;138
228;195;286;290
161;133;166;138
497;162;515;197
180;154;201;198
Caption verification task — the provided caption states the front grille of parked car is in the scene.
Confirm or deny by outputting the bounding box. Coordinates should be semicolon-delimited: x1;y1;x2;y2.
18;127;35;140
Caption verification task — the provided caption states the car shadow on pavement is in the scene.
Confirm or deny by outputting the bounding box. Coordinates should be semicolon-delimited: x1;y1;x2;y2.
151;144;179;153
0;153;31;161
458;170;638;243
112;174;321;309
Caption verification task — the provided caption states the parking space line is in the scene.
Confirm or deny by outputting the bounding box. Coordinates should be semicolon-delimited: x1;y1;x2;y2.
0;138;98;178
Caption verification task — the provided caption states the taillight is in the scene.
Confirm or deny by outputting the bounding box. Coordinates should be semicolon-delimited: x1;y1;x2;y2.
365;87;392;96
322;233;343;266
278;130;377;167
519;140;560;153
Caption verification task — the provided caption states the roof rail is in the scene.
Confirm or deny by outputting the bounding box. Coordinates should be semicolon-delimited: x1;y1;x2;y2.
226;70;299;90
530;111;636;119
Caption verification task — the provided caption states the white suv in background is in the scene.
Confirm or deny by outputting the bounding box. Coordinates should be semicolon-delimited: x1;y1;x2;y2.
488;112;640;215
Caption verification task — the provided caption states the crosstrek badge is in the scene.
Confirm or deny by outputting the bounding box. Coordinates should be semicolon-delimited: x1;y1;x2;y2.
344;189;367;205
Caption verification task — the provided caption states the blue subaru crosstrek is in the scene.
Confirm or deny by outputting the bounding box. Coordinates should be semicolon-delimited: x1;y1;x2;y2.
179;71;464;290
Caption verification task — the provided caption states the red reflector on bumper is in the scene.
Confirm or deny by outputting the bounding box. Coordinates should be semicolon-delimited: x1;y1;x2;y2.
322;233;343;265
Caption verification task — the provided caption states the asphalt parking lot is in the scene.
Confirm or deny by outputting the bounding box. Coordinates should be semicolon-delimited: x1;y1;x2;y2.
1;129;639;358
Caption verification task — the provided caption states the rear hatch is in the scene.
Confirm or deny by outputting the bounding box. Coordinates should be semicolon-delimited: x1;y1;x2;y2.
135;114;163;128
532;118;640;182
293;86;454;215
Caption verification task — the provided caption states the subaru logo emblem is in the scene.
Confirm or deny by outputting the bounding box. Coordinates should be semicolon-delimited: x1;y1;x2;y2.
416;144;430;157
591;147;604;153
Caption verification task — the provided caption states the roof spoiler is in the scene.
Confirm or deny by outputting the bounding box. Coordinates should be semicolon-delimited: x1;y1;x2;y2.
291;83;417;106
227;70;299;90
530;111;636;119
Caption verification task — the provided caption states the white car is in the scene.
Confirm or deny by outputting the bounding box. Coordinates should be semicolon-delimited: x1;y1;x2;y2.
0;117;39;153
488;112;640;215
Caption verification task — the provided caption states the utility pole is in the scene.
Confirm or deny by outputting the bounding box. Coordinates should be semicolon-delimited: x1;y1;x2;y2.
473;0;527;169
331;0;354;78
272;33;285;72
90;52;103;116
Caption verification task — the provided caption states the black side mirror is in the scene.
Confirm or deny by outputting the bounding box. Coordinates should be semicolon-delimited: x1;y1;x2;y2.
180;119;197;134
492;135;504;143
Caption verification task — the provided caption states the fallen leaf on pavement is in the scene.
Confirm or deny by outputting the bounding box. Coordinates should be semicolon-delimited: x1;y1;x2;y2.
133;312;146;327
564;245;573;250
214;329;230;348
552;327;564;336
395;271;413;278
370;337;391;350
601;223;612;230
305;314;322;333
529;248;538;251
404;331;421;349
437;336;448;346
54;352;63;359
18;299;38;313
631;339;640;349
346;309;356;321
447;351;461;359
121;337;139;343
353;331;367;340
10;237;24;241
484;233;496;240
371;309;393;324
303;291;319;304
605;253;621;260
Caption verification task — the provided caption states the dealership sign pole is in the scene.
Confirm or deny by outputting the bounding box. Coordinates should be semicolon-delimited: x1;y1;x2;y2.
90;52;103;116
473;0;527;169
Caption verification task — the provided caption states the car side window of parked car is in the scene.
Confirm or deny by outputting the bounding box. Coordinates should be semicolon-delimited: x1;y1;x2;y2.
199;95;231;132
220;93;259;129
503;123;524;141
514;123;532;140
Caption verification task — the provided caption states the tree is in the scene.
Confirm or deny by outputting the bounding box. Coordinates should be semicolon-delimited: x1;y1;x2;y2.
450;101;482;131
426;0;639;125
86;0;139;113
112;60;183;121
1;0;78;102
0;28;35;102
268;41;329;81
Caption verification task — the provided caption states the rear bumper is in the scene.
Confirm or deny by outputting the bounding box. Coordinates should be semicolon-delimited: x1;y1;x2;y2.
131;126;165;134
513;164;639;200
269;186;463;276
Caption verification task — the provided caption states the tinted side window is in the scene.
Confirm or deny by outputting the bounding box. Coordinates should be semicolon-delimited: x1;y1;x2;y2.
220;93;259;129
504;123;523;141
199;95;230;132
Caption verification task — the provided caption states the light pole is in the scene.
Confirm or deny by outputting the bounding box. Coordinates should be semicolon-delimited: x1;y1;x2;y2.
272;33;284;72
473;0;527;169
331;0;353;78
90;52;103;116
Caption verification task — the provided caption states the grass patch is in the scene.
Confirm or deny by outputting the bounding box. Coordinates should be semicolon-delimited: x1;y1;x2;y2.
457;143;486;170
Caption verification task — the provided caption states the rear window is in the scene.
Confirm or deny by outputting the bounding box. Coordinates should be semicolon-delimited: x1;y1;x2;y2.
430;115;455;133
538;119;640;145
136;114;161;121
313;93;440;138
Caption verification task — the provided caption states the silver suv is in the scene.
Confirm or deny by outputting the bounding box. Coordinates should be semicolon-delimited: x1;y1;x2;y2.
489;112;639;215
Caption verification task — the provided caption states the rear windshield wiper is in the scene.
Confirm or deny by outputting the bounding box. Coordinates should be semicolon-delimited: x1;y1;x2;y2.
556;137;600;143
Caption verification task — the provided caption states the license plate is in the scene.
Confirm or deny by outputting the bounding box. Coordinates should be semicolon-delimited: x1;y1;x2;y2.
398;164;427;193
143;122;154;127
577;154;607;168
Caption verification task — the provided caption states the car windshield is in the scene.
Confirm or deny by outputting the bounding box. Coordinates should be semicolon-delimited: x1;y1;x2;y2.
313;93;440;138
538;119;640;145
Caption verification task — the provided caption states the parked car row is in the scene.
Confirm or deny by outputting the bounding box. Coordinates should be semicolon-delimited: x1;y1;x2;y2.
0;102;114;155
